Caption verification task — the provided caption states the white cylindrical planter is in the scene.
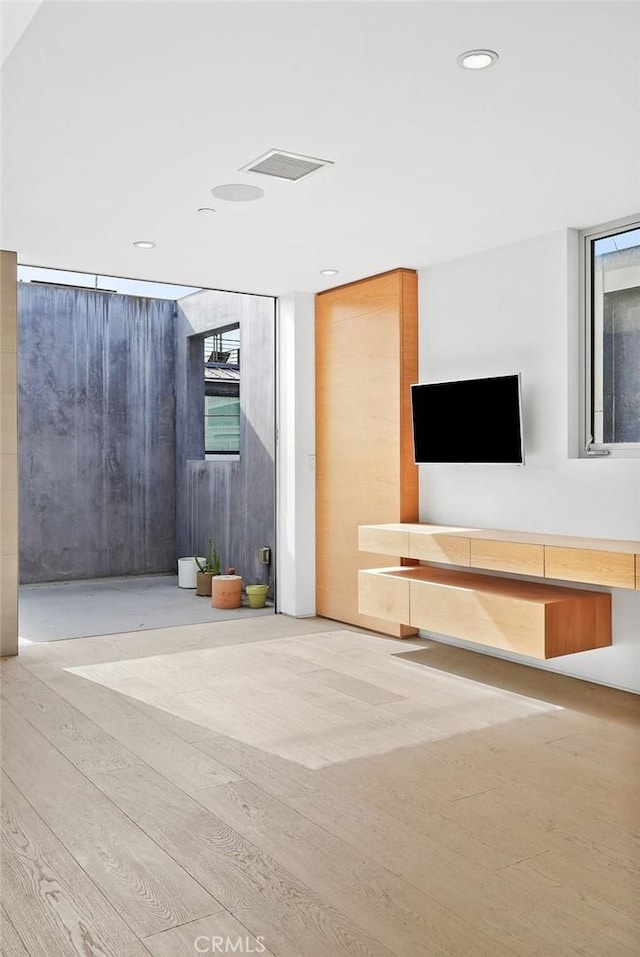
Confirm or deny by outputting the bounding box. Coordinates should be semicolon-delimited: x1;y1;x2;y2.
178;557;203;588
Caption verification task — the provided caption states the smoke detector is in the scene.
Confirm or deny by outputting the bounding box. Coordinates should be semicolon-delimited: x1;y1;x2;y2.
240;149;334;182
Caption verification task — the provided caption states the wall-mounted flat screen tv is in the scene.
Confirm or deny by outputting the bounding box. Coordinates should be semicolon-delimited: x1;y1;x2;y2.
411;374;524;464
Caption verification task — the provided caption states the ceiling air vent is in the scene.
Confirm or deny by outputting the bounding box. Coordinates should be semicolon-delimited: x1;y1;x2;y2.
240;149;334;182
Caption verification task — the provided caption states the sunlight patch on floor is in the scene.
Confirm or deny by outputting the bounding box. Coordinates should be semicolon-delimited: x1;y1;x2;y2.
63;630;561;769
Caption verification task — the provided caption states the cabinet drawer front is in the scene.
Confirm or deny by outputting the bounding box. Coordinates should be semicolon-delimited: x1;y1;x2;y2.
470;539;544;576
358;525;408;557
407;533;469;566
408;580;546;658
358;570;410;623
544;546;635;589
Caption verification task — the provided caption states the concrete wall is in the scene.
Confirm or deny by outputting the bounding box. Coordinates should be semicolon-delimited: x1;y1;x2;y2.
418;230;640;694
603;286;640;443
176;290;275;591
18;283;176;582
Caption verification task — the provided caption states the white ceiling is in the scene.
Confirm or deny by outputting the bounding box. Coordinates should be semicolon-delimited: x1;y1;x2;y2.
2;1;639;296
0;1;42;65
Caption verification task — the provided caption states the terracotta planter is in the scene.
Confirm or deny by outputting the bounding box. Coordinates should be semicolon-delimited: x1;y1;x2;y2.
196;571;214;597
211;574;242;609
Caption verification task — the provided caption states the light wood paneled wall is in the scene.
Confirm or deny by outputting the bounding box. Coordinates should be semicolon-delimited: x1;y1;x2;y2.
1;250;18;655
316;269;418;635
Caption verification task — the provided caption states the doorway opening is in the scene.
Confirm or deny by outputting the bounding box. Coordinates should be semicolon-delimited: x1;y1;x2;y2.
17;265;276;642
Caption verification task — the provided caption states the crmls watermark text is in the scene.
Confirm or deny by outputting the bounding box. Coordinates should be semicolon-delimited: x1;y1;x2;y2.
194;935;267;954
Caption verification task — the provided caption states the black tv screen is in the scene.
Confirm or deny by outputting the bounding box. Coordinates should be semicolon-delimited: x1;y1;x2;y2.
411;374;524;464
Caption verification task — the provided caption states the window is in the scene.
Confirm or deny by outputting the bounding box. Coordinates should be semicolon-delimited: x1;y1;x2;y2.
203;327;240;454
18;264;201;300
582;215;640;454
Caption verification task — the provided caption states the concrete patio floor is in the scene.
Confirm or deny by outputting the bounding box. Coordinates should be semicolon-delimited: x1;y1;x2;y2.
19;574;273;642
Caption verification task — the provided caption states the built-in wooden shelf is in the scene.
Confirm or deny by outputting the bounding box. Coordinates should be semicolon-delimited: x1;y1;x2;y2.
359;523;640;590
357;522;637;658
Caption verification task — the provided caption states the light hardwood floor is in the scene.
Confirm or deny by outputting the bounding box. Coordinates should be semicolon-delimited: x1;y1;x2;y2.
1;615;639;956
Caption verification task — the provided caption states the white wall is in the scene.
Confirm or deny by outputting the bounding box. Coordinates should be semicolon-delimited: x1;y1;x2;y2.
276;292;316;617
418;230;640;693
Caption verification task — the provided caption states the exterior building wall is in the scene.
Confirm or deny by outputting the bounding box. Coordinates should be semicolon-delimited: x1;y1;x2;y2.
176;290;275;593
18;283;176;582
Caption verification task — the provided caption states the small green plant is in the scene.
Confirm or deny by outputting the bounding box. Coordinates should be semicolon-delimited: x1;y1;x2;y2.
195;539;221;575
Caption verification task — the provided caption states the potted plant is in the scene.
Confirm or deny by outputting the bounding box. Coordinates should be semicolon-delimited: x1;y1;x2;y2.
195;539;221;596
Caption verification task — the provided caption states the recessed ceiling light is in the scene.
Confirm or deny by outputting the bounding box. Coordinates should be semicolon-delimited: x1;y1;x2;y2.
211;184;264;202
197;207;216;214
133;240;156;249
457;49;499;70
320;269;339;276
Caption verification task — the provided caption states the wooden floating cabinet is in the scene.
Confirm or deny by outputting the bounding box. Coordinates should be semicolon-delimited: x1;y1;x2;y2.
357;523;640;658
358;566;611;660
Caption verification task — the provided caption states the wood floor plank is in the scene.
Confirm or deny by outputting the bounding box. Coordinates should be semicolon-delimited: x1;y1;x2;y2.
90;762;395;957
34;667;241;793
297;667;406;705
1;773;147;957
193;732;631;957
268;670;384;722
107;688;222;744
194;732;515;870
318;755;512;866
171;682;352;769
0;661;138;776
0;700;221;937
143;913;275;957
504;849;640;944
427;728;640;835
265;629;561;718
397;642;640;720
26;629;549;772
506;838;640;922
24;662;221;745
16;615;339;670
193;777;517;957
0;907;30;957
15;626;204;669
161;657;552;771
321;740;504;805
497;853;640;955
546;728;640;788
561;819;640;877
6;618;639;957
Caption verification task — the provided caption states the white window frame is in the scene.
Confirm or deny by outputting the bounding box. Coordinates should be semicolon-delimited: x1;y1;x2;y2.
580;212;640;458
